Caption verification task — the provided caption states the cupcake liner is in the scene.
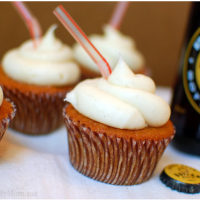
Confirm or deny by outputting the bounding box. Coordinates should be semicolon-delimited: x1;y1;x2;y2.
0;99;16;140
64;106;174;185
2;86;67;135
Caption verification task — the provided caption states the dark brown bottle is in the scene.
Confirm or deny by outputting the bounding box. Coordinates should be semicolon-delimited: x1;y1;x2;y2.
171;3;200;156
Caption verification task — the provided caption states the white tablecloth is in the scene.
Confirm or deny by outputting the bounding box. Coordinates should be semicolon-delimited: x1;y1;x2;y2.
0;87;199;199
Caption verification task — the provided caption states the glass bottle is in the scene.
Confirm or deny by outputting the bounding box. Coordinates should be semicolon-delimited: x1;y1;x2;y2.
171;2;200;156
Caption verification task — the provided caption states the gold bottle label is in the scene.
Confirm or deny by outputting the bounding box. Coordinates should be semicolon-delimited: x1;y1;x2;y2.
164;164;200;184
183;27;200;113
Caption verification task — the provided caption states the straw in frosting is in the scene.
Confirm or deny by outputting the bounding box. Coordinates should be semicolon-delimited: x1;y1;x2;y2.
12;2;42;48
109;2;130;30
53;5;112;79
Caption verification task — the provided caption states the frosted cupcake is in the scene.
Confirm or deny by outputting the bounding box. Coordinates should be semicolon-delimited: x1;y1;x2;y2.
0;25;80;135
63;58;175;185
73;25;145;79
0;87;16;140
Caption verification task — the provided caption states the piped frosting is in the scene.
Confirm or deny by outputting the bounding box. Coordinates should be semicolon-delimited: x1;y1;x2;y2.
66;58;170;130
2;25;80;86
73;25;145;74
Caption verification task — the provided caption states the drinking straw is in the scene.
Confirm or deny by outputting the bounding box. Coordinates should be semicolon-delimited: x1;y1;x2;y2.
54;5;112;79
13;2;42;48
109;2;130;30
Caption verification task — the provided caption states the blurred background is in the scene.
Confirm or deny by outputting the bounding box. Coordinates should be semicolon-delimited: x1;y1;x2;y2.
0;2;191;86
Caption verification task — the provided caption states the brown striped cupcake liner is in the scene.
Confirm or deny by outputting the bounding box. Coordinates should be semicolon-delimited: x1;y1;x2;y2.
1;86;67;135
63;104;175;185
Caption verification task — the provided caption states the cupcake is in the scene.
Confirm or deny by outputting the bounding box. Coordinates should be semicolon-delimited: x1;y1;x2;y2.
63;58;175;185
0;87;16;140
73;25;145;79
0;25;80;135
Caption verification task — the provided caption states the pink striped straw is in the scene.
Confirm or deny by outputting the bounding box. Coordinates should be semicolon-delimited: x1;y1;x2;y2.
109;2;130;30
53;5;112;79
13;2;42;48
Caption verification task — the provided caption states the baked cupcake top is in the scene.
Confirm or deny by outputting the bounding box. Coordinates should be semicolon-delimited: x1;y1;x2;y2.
66;58;170;130
73;25;145;74
0;87;3;106
2;25;80;86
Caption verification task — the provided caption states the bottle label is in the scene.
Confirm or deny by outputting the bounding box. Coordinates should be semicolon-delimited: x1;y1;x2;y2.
183;27;200;113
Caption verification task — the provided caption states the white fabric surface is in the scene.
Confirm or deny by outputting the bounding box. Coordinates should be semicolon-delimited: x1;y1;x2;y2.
0;87;199;199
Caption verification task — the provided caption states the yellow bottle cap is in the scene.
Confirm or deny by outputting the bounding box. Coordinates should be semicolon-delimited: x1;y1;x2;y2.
160;164;200;194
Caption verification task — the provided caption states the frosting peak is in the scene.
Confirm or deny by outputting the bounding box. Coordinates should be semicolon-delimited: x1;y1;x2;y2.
2;25;80;86
108;58;155;93
37;24;60;51
100;25;134;49
66;59;170;130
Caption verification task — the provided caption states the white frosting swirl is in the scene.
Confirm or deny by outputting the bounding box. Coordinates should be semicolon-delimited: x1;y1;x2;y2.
0;87;3;107
66;59;170;130
73;25;145;73
2;25;80;86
